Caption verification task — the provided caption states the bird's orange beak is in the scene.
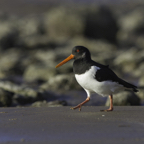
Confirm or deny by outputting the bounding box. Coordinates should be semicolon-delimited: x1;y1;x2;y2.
55;54;75;68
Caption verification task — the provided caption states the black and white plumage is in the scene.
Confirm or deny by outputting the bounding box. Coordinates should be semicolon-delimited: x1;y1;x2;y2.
56;46;138;111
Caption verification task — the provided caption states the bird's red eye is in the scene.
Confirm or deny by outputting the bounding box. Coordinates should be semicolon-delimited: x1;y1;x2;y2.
76;49;79;52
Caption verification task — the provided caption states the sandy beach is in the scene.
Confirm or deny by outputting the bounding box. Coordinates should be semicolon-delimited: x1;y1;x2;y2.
0;106;144;144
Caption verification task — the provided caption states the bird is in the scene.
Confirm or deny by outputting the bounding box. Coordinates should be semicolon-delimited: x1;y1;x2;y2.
55;46;138;112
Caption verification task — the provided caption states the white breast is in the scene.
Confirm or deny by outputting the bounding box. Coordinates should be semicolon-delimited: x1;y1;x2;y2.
75;66;124;97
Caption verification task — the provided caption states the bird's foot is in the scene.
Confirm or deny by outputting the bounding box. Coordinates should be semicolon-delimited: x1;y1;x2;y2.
70;97;90;111
100;108;113;112
70;104;82;111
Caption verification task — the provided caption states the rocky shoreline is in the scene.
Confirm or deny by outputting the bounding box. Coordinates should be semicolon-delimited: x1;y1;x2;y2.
0;2;143;107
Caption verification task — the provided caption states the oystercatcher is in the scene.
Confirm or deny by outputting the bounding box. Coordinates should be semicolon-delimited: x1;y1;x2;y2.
55;46;138;112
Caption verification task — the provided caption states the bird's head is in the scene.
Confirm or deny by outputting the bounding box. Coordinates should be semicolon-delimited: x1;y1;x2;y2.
55;46;91;68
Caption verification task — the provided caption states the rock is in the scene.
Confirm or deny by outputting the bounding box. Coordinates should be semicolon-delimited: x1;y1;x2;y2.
40;74;80;91
84;6;118;43
0;80;63;106
23;47;74;82
117;7;144;46
17;15;44;37
0;14;21;49
0;81;37;97
44;7;84;39
105;91;140;106
13;94;34;106
0;29;20;49
113;48;138;74
113;47;144;79
24;64;56;82
0;48;24;78
136;87;144;104
133;63;144;79
0;88;13;107
118;7;144;33
139;75;144;86
32;100;67;107
136;36;144;49
0;13;46;49
22;35;49;48
13;92;44;106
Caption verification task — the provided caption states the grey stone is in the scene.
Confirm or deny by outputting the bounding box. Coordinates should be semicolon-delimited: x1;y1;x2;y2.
84;6;118;43
32;100;67;107
40;74;80;91
117;7;144;46
0;88;13;107
44;7;84;39
0;48;22;78
0;81;37;97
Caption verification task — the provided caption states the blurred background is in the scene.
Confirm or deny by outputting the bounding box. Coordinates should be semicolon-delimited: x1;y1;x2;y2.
0;0;143;108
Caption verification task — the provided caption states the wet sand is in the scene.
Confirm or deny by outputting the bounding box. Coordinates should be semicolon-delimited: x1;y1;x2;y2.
0;106;144;144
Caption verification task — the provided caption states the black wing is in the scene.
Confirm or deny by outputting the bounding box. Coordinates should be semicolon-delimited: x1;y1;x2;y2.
95;66;138;92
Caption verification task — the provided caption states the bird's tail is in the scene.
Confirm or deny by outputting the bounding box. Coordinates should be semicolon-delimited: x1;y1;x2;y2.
118;78;138;92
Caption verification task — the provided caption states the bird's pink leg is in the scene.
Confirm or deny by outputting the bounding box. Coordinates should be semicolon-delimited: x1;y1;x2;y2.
70;97;90;111
101;94;113;112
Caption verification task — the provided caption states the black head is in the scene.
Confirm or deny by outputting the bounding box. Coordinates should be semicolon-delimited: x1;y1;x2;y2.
55;46;91;68
72;46;91;60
